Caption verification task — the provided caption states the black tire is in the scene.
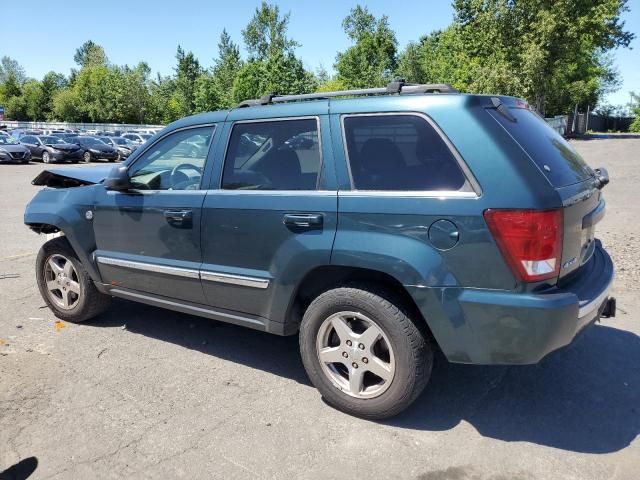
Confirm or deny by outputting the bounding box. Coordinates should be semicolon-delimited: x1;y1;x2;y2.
299;285;433;419
83;151;91;163
42;151;51;164
36;236;111;323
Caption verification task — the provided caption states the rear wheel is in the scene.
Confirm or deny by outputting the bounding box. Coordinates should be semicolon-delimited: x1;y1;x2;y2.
83;151;91;163
299;285;433;419
36;237;111;323
42;151;50;163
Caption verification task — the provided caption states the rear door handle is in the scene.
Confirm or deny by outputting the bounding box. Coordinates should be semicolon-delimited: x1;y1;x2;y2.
164;209;193;228
283;213;324;228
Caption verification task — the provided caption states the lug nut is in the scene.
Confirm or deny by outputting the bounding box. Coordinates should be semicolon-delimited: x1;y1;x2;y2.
351;362;358;369
346;340;352;347
342;352;348;358
358;343;365;350
362;357;369;364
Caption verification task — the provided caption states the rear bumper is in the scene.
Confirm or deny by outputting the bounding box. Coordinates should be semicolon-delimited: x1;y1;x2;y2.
410;241;614;365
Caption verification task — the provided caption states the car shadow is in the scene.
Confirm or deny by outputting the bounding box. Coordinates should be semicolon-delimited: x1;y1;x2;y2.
88;301;639;454
0;457;38;480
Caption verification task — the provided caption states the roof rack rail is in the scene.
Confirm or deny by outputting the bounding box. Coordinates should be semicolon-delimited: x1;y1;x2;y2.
236;80;459;107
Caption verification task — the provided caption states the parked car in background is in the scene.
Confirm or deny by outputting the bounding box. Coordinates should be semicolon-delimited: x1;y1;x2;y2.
0;135;31;163
20;135;83;163
98;136;138;161
73;136;119;162
121;132;152;144
10;129;43;140
50;133;80;142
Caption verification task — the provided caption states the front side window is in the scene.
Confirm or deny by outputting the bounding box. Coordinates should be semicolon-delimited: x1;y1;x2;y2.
127;126;214;191
342;114;468;191
222;118;321;190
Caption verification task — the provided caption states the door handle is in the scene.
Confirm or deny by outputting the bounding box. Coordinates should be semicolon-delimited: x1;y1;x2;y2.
283;213;324;228
164;209;193;228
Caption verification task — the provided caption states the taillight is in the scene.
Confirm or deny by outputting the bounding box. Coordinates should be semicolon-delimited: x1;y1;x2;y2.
484;209;563;282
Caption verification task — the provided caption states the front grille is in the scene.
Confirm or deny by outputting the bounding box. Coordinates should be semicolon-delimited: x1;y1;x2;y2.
9;152;25;159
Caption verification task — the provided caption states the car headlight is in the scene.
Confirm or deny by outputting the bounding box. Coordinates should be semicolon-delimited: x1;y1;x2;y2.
0;148;8;155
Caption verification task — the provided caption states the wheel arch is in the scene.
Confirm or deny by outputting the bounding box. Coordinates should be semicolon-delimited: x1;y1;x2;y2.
284;265;436;344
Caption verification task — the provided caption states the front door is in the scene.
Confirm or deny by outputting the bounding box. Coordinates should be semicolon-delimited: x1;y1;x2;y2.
93;125;217;304
200;111;338;322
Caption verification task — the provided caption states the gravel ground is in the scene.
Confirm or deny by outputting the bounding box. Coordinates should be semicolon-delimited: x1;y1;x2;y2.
1;138;639;480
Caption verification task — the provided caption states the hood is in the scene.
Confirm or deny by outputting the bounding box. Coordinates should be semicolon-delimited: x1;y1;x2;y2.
0;144;29;153
47;143;80;150
32;165;114;188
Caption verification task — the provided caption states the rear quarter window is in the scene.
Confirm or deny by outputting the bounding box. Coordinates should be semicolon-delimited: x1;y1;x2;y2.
342;114;469;191
488;107;593;187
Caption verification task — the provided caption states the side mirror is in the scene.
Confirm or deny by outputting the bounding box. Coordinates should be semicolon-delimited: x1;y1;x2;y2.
104;165;132;191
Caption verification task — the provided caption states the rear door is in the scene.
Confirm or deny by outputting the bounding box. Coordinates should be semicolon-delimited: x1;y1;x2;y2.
488;106;601;280
200;106;338;320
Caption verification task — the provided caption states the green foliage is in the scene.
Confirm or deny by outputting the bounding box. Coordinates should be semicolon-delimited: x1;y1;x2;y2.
242;1;299;61
52;89;81;122
397;0;635;115
232;3;314;104
0;2;634;123
74;40;108;67
629;92;640;133
335;6;398;88
0;56;27;84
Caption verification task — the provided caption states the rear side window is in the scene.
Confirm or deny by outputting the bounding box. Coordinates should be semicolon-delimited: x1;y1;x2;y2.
488;107;593;187
222;118;321;190
342;114;468;191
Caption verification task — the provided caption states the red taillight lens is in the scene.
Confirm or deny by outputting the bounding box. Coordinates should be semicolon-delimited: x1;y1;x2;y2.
484;209;563;282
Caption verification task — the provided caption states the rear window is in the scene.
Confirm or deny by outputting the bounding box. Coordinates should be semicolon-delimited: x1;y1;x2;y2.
342;114;468;191
488;107;593;187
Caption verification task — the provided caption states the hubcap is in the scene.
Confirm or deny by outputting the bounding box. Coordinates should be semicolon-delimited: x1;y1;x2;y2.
316;311;395;399
43;254;81;310
43;152;49;163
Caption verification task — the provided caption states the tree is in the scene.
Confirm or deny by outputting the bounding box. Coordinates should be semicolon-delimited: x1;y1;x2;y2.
449;0;634;115
0;56;27;84
22;80;45;121
52;89;81;121
40;72;68;120
242;2;299;61
173;45;202;117
195;30;244;112
629;92;640;133
74;65;111;122
74;40;108;67
233;3;314;103
335;6;398;88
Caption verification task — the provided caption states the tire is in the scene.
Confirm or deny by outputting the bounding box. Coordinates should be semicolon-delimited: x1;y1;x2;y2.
36;237;111;323
42;151;50;164
299;285;433;419
83;151;91;163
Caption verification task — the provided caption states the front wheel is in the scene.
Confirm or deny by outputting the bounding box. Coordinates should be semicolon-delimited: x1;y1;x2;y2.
42;151;51;163
299;285;433;419
36;237;111;323
83;151;91;163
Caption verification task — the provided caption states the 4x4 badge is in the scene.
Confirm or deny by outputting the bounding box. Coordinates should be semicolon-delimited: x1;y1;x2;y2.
562;257;577;269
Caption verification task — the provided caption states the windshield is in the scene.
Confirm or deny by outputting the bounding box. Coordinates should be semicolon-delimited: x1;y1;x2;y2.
141;134;152;140
113;137;133;145
0;136;18;145
41;136;65;144
488;107;593;187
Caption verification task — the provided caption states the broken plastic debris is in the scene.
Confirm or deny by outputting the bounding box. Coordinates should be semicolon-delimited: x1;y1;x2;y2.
54;320;66;332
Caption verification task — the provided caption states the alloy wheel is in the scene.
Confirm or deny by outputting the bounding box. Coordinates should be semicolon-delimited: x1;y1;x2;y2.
43;254;81;310
316;311;395;398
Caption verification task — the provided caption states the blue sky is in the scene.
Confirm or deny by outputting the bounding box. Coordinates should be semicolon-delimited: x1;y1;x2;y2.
3;0;638;108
